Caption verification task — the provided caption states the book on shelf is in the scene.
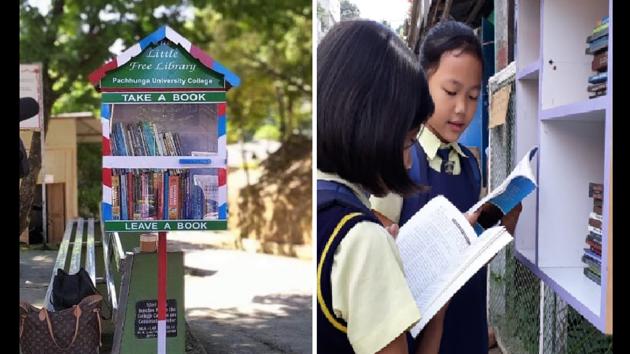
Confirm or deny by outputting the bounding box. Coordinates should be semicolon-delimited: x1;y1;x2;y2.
168;174;180;220
586;27;609;44
588;72;607;85
591;51;608;72
588;217;602;229
396;195;513;337
468;146;538;232
587;82;607;93
583;267;601;285
589;182;604;197
586;232;602;244
110;169;216;221
110;121;187;157
586;239;602;255
583;248;601;263
582;254;601;269
582;180;604;285
585;35;608;55
112;175;121;220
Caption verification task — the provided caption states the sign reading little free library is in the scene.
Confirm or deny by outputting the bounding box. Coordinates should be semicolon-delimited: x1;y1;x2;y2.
105;220;228;232
100;42;224;90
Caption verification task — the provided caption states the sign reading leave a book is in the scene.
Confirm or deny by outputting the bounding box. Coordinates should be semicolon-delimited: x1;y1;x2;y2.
105;220;228;232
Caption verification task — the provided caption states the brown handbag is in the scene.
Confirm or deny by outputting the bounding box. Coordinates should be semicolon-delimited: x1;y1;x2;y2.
19;294;103;354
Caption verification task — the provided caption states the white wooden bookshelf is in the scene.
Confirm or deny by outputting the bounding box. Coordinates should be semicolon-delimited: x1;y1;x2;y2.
513;0;612;334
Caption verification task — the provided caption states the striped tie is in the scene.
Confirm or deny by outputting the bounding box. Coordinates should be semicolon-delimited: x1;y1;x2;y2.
437;147;454;174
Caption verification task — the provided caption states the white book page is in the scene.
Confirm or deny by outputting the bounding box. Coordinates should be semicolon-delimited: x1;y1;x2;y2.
396;196;477;300
396;196;514;337
410;227;512;336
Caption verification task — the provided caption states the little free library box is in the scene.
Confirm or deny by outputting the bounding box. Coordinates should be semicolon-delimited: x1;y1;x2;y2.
89;25;240;232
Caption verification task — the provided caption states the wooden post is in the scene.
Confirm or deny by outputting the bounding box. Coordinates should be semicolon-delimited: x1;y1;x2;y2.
157;231;167;354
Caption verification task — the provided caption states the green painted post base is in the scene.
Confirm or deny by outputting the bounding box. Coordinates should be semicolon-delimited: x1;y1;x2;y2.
119;251;186;354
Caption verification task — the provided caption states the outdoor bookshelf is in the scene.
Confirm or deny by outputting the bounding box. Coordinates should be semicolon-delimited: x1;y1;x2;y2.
513;0;612;334
89;26;240;353
90;26;240;232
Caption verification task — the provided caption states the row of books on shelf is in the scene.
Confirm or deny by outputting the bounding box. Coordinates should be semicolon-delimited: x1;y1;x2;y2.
111;121;186;156
582;182;603;285
111;169;219;221
586;16;608;99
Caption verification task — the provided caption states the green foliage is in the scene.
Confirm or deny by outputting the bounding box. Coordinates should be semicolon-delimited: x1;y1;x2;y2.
184;1;312;144
253;124;281;141
77;143;102;217
566;307;613;354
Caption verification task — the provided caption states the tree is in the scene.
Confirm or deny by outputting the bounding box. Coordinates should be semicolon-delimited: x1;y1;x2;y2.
340;0;360;21
185;1;311;143
19;0;312;237
19;0;189;237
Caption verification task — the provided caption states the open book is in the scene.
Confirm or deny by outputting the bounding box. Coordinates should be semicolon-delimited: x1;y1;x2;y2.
396;196;513;337
470;146;539;232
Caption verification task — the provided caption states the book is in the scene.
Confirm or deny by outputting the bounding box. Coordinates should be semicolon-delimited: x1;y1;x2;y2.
112;175;121;220
468;146;538;231
582;254;601;270
583;267;601;285
588;217;602;229
591;51;608;72
586;233;602;244
193;175;220;220
589;182;603;196
396;195;513;337
587;82;607;93
586;27;609;44
168;174;180;219
588;225;602;237
588;72;607;85
586;240;602;255
589;91;606;99
585;35;608;55
583;248;601;262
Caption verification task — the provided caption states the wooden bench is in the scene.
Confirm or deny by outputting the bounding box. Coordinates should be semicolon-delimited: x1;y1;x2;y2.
43;218;98;310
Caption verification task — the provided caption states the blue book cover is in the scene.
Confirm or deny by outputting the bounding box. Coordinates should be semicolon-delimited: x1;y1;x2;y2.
588;72;607;84
469;147;538;235
120;173;128;220
583;248;602;263
190;185;205;219
142;122;157;156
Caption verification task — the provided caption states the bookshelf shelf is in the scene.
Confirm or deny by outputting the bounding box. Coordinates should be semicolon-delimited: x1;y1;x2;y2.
540;96;606;121
516;59;539;81
103;156;225;169
514;0;612;334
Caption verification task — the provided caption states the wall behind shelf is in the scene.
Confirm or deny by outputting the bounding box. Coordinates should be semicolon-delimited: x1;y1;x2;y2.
537;120;605;268
541;0;608;109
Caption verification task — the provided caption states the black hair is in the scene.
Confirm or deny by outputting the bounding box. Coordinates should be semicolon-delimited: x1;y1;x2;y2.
419;20;483;75
317;20;434;196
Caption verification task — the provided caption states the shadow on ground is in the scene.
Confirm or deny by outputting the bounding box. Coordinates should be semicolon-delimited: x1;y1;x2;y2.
186;294;312;354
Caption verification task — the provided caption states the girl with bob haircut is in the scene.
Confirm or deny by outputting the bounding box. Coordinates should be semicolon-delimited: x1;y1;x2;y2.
317;20;479;354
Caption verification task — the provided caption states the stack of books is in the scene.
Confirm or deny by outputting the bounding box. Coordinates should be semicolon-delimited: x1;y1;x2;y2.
585;16;609;99
582;182;603;285
111;169;219;221
111;121;184;156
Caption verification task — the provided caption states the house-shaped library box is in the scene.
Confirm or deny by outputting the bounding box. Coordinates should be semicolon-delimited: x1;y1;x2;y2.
89;25;239;233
